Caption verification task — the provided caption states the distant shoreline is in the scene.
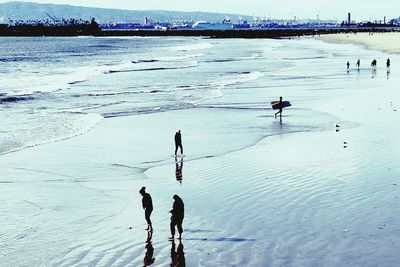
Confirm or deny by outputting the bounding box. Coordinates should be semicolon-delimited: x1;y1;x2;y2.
0;25;399;38
317;32;400;54
97;28;400;38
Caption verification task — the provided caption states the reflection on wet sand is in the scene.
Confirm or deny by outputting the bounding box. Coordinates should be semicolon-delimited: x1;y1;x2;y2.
170;240;185;267
143;230;155;266
175;157;183;184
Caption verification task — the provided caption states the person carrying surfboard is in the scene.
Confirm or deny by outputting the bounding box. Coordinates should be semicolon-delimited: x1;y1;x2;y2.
274;96;283;118
174;130;183;156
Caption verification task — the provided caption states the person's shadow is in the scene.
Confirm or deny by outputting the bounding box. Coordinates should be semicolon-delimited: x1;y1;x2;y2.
143;231;155;266
175;157;183;184
170;240;185;267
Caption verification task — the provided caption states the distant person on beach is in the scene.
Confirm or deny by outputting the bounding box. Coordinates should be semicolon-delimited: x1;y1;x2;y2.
170;240;185;266
174;130;183;156
356;59;360;70
175;158;183;184
274;96;283;119
169;195;184;240
386;58;391;71
346;61;350;70
139;187;153;231
371;59;377;70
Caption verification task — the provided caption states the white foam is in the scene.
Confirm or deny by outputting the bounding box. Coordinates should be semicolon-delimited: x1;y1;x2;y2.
0;111;102;155
170;42;213;51
156;53;204;61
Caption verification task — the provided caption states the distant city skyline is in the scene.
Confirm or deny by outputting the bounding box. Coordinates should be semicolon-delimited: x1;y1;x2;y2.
0;0;399;21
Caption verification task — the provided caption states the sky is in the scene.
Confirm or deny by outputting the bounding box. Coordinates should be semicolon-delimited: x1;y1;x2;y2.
0;0;399;21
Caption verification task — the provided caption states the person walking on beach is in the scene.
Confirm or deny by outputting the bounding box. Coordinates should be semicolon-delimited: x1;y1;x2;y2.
169;195;184;240
371;59;377;70
356;59;360;70
346;61;350;70
139;187;153;231
386;58;391;72
174;130;183;156
274;96;283;119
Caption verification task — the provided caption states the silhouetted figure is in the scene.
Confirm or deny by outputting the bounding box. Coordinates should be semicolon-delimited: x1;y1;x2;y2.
175;158;183;184
346;61;350;70
139;187;153;231
170;240;186;267
143;238;155;266
386;58;391;72
174;130;183;156
356;59;360;70
274;96;283;119
169;195;184;240
371;59;377;70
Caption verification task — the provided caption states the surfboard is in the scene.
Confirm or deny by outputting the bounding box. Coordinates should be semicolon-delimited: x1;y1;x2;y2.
271;101;291;110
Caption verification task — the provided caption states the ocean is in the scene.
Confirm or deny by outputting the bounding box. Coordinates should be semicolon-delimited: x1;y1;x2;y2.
0;36;379;156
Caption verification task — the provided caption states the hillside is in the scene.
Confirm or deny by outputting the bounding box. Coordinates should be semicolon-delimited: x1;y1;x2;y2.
0;1;251;23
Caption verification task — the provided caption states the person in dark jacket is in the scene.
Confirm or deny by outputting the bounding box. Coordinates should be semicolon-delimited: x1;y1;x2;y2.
169;195;184;240
174;130;183;156
139;187;153;231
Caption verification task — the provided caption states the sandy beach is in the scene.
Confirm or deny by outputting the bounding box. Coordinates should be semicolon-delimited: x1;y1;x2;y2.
318;32;400;54
1;35;400;266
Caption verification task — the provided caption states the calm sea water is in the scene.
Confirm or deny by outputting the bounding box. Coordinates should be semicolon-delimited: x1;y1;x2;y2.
0;36;380;155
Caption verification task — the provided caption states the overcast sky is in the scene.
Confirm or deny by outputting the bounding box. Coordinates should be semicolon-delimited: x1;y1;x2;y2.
1;0;399;20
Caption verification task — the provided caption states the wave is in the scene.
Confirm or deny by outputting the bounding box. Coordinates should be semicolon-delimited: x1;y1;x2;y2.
170;42;213;51
0;60;135;99
0;111;102;155
132;53;203;64
106;62;198;74
283;56;329;60
182;71;265;105
101;103;194;118
0;95;34;103
0;56;39;62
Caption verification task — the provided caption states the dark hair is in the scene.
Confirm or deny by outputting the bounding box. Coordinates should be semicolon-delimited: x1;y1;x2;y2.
139;187;146;194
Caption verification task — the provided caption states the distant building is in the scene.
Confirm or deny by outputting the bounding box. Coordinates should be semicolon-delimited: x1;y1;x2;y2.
192;21;233;30
390;17;400;25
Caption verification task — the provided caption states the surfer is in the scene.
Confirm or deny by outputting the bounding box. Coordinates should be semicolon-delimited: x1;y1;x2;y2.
174;130;183;156
274;96;283;118
356;59;360;70
346;61;350;70
169;195;184;240
139;187;153;231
